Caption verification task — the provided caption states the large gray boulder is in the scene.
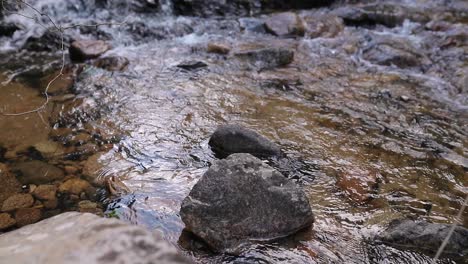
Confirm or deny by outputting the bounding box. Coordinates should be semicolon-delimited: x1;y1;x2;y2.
208;124;283;158
0;212;190;264
180;153;314;253
377;219;468;260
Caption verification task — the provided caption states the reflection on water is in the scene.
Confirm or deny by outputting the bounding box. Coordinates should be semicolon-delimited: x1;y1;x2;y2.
0;0;467;263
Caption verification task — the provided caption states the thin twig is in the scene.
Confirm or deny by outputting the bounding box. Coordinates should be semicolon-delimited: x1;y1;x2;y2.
0;0;126;116
432;193;468;263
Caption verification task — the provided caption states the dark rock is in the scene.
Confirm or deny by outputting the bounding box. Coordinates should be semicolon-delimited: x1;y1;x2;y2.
1;193;34;212
209;124;282;158
180;153;314;252
176;60;208;71
264;12;305;37
126;21;193;41
0;213;16;230
261;0;334;11
69;40;111;62
377;219;468;260
0;212;190;263
93;56;130;71
0;21;20;37
207;43;231;55
234;47;294;70
22;30;70;52
14;208;42;227
12;160;65;185
96;0;159;13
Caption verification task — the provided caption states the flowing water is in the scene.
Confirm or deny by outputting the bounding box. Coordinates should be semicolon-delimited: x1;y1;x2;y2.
0;0;467;263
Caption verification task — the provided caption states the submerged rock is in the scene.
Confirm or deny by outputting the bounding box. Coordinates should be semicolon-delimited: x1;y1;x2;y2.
14;207;42;227
0;163;22;205
58;178;94;196
1;194;34;212
234;47;294;70
180;153;314;252
22;31;70;52
32;185;57;201
0;213;16;230
12;160;65;185
69;40;111;62
209;124;282;158
377;219;468;260
93;56;129;71
0;212;190;264
264;12;305;37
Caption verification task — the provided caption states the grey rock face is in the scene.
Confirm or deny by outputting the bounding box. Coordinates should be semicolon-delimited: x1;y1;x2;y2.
180;153;314;252
0;212;190;264
208;124;282;158
234;47;294;70
377;219;468;260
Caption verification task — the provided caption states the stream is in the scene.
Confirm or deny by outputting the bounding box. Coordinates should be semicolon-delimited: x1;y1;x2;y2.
0;0;467;263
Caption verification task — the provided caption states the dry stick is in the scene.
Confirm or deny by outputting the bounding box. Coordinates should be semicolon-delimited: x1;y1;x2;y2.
0;0;127;116
432;193;468;263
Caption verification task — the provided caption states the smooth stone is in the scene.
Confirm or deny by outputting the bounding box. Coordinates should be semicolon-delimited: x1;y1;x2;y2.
69;40;111;62
377;219;468;260
264;12;305;37
180;153;314;252
11;160;65;185
209;124;282;158
93;56;129;71
1;194;34;212
58;178;94;196
233;47;294;70
0;212;190;264
14;208;42;227
32;185;57;201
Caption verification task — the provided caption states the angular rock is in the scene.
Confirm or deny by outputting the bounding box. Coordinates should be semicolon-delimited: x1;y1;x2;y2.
0;212;189;264
12;160;65;185
93;56;130;71
180;153;314;252
377;219;468;260
207;43;231;55
58;178;94;195
264;12;305;37
69;40;111;62
15;208;42;227
1;194;34;212
32;185;57;201
234;47;294;70
209;124;282;158
0;213;16;230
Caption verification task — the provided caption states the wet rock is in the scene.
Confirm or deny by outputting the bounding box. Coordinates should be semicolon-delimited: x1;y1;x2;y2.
64;165;79;175
363;37;426;68
42;199;58;210
0;212;190;263
0;163;22;205
93;56;129;71
39;65;79;95
234;47;294;70
377;219;468;260
96;0;159;13
1;194;34;212
209;124;282;158
12;160;65;185
238;18;266;34
176;60;208;71
261;0;334;11
207;43;231;55
32;185;57;201
58;178;94;196
303;14;344;38
336;168;378;204
82;152;105;183
0;213;16;230
180;153;314;252
22;31;70;52
0;21;20;37
69;40;111;62
78;200;101;215
32;141;65;158
14;208;42;227
126;21;193;41
264;12;305;37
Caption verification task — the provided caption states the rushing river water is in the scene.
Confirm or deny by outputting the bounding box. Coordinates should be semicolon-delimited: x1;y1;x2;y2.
0;0;467;263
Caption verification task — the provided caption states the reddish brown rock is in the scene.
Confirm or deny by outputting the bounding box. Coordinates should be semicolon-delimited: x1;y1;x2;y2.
207;43;231;55
69;40;111;62
58;178;93;195
32;185;57;201
0;163;22;206
15;208;42;227
1;194;34;212
0;213;16;230
43;199;58;210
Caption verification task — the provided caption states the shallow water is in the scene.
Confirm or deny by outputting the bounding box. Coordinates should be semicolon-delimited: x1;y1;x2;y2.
0;0;467;263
